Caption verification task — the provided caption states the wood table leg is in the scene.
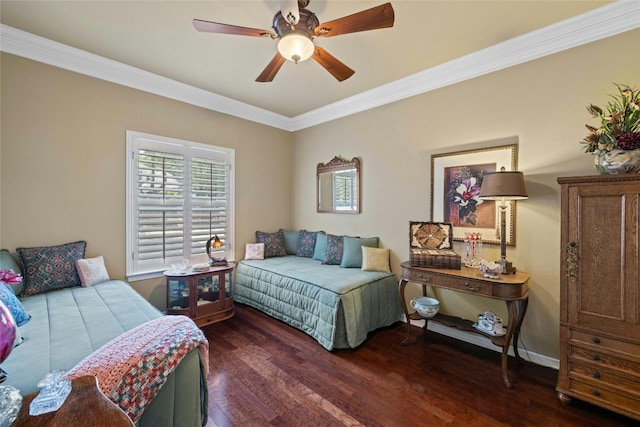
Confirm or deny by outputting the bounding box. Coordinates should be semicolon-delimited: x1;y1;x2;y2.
398;279;413;345
501;297;528;388
512;297;529;362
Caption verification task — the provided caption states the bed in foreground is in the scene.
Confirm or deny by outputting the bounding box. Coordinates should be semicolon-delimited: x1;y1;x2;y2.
1;247;208;427
234;255;403;350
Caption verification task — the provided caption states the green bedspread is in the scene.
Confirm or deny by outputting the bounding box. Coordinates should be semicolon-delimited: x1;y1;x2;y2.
2;281;207;427
235;256;403;350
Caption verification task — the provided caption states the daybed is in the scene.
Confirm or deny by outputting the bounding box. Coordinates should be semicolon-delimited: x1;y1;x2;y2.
234;230;403;350
0;245;208;427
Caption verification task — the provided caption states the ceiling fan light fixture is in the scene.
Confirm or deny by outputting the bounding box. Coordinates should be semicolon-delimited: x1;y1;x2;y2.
278;32;314;63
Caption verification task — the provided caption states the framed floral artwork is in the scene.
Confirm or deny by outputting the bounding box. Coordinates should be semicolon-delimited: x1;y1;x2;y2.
430;144;518;245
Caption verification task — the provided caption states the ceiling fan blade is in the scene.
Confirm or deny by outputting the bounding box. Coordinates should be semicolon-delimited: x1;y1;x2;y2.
311;46;355;82
314;2;394;38
193;19;275;38
256;53;287;82
279;0;300;25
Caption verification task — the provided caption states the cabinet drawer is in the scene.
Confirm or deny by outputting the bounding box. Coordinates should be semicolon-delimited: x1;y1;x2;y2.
569;329;640;360
407;269;493;296
567;378;640;421
568;362;640;396
569;346;640;380
405;269;527;298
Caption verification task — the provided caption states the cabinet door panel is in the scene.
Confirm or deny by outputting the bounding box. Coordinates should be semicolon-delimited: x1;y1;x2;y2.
568;184;640;339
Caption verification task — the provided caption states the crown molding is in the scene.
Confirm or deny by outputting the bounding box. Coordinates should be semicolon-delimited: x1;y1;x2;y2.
0;24;293;131
1;1;638;132
289;1;640;131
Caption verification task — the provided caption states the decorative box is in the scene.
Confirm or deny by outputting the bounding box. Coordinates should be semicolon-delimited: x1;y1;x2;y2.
409;221;461;269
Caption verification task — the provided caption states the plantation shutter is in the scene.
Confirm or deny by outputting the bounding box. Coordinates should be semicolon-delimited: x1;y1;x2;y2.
127;132;234;280
190;150;228;259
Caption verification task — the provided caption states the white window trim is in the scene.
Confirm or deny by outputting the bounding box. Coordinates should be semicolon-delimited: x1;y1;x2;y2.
126;130;235;281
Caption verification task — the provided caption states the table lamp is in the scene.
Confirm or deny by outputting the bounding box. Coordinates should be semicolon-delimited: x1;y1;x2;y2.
479;167;528;274
206;235;228;266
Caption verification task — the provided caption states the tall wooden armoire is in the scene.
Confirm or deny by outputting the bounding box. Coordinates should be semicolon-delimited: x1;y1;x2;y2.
556;174;640;421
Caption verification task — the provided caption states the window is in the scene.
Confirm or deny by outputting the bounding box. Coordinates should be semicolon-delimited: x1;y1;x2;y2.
333;170;357;211
126;131;234;280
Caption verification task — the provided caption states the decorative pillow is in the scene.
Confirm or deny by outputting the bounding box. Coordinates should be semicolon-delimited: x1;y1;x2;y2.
296;230;317;258
17;240;86;296
279;229;299;255
0;283;31;327
255;231;287;258
341;236;380;268
0;250;23;295
361;247;391;273
75;255;110;287
245;243;265;260
322;234;344;265
313;232;327;261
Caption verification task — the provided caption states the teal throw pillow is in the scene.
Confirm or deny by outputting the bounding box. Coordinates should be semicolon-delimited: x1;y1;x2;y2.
279;229;300;255
340;236;380;268
322;234;344;265
313;232;327;261
296;230;317;258
0;283;31;327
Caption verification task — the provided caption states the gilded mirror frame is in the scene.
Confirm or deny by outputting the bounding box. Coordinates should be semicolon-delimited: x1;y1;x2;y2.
317;156;361;214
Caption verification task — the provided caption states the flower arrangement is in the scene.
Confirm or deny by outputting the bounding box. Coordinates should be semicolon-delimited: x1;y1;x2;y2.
581;83;640;154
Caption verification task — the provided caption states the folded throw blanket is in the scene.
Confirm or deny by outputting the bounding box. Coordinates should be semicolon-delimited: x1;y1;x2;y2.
67;315;209;422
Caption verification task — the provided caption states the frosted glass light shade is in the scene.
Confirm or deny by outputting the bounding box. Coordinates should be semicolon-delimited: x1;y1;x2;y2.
278;33;314;63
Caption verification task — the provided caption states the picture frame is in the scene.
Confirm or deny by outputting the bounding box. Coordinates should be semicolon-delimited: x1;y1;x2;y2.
430;144;518;245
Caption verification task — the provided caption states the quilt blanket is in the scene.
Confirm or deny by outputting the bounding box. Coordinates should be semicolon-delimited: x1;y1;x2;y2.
235;256;403;350
67;315;209;423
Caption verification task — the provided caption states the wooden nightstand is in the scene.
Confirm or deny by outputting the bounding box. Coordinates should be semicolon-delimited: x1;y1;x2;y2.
165;262;235;327
13;375;133;426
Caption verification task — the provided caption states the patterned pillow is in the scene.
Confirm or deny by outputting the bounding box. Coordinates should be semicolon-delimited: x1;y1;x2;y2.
0;283;31;326
17;241;87;296
296;230;317;258
322;234;344;265
255;231;287;258
75;255;110;287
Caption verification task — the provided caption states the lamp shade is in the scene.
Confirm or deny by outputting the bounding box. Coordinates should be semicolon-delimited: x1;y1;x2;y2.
212;235;224;249
479;170;528;201
278;32;314;63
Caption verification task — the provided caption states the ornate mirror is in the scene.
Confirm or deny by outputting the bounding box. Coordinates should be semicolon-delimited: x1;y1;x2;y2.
317;156;360;214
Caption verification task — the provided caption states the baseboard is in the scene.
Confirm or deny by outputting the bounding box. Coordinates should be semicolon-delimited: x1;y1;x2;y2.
407;317;559;370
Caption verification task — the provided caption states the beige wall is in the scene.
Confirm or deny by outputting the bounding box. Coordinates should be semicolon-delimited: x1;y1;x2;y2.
0;54;292;307
291;29;640;360
1;28;639;362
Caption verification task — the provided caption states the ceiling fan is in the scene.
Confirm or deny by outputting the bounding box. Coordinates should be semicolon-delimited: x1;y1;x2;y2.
193;0;395;82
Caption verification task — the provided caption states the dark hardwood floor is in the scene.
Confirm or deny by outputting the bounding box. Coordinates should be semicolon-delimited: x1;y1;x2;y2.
202;304;637;427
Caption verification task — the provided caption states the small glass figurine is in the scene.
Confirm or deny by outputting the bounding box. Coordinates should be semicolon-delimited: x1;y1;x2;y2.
464;232;483;268
29;370;72;416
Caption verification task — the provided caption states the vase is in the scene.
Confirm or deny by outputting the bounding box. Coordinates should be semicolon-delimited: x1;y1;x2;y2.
595;149;640;174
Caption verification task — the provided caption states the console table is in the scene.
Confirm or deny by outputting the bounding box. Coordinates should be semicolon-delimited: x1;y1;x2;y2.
399;261;530;388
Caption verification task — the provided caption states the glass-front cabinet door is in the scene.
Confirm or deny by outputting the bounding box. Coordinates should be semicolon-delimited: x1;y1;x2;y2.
165;263;235;327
